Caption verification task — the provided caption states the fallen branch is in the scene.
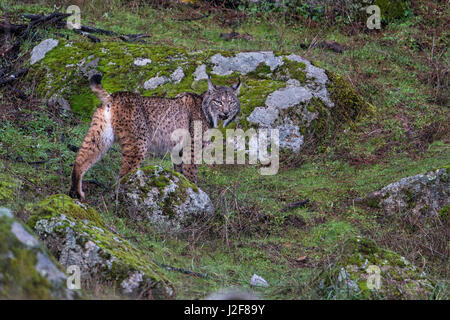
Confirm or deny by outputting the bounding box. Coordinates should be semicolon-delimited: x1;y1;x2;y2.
0;68;28;87
73;29;100;43
280;199;310;212
79;25;118;36
0;22;25;34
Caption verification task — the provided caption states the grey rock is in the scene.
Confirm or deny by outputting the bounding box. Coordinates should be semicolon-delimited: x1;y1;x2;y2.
250;274;269;287
276;123;304;153
0;213;77;299
30;195;174;299
30;39;59;65
0;207;13;218
286;54;334;108
79;57;100;79
265;86;313;109
133;58;152;66
365;168;450;217
11;221;40;248
143;75;170;90
47;94;71;111
211;52;284;76
247;107;279;127
170;67;185;83
119;166;214;233
193;64;208;81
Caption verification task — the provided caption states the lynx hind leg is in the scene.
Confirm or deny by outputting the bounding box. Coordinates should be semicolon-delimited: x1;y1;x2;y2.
69;105;114;199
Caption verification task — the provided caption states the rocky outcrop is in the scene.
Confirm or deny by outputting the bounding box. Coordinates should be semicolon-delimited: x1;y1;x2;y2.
364;167;450;217
27;195;174;299
0;207;78;299
322;237;435;299
28;39;373;153
119;166;214;233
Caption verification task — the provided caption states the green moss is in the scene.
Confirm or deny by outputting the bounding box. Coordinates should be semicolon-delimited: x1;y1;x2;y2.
0;176;20;206
246;62;273;80
28;194;105;228
238;78;286;130
0;215;54;299
307;97;331;136
326;71;375;123
27;199;173;297
325;236;435;299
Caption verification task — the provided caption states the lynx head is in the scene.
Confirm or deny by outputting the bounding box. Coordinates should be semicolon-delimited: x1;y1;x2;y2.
202;75;242;128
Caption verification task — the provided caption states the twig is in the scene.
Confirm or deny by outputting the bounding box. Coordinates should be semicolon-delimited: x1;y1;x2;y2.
280;199;310;212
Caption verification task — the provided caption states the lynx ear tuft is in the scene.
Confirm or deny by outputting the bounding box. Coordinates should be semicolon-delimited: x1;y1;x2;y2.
207;74;217;92
231;77;242;95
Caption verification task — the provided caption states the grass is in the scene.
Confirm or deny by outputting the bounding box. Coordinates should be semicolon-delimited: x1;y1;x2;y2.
0;0;449;299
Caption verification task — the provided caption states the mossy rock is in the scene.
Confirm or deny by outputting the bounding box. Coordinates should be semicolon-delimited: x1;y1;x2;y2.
119;166;214;234
322;236;435;299
363;168;450;217
0;208;78;299
28;195;174;299
28;39;373;153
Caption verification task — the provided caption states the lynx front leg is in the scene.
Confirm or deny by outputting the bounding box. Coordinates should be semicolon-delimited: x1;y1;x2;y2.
181;163;198;185
118;140;148;178
69;106;114;199
180;140;199;184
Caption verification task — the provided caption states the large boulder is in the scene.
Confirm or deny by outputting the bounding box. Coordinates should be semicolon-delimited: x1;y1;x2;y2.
0;207;78;299
28;39;373;152
363;167;450;218
27;195;174;299
322;237;435;299
118;166;214;233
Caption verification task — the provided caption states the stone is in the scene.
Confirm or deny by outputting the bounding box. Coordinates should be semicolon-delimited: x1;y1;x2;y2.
0;209;78;299
133;58;152;66
322;237;435;299
119;166;214;233
193;64;208;81
143;75;170;90
30;39;59;65
47;94;71;111
250;274;269;287
265;86;313;110
170;67;185;83
210;52;284;76
364;168;450;217
28;194;174;299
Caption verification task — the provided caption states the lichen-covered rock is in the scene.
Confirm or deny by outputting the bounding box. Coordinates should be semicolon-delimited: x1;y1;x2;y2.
28;39;372;151
28;195;174;299
30;38;59;65
0;207;78;299
364;168;450;217
323;237;435;299
119;166;214;233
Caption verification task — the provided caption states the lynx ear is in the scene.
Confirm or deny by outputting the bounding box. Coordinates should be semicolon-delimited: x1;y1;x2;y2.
231;77;242;95
207;74;217;92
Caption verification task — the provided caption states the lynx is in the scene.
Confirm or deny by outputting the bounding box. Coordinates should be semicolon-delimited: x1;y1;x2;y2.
69;73;241;199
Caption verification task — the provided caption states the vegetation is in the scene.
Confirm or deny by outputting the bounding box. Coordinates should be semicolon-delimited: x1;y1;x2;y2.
0;0;448;299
